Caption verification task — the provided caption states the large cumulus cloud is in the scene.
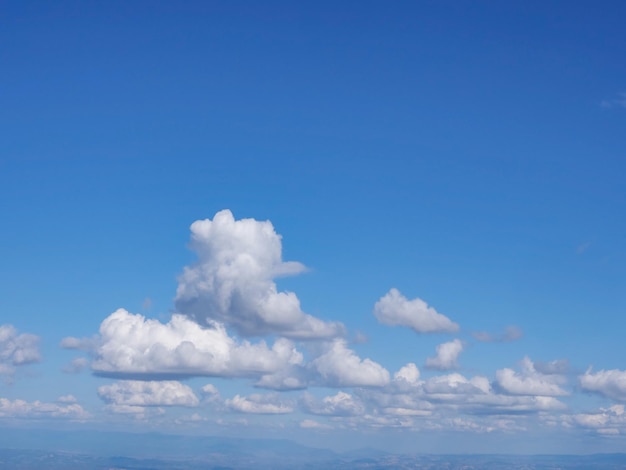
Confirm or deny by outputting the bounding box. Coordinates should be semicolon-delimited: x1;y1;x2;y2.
310;339;390;387
65;309;303;379
175;210;343;339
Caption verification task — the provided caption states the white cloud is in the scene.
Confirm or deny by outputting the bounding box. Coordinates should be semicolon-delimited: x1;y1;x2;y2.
394;363;421;384
579;368;626;402
201;384;218;394
412;372;566;414
300;391;365;416
0;324;41;375
98;380;199;407
0;397;88;419
57;395;78;404
425;339;463;370
373;289;458;334
88;309;303;379
225;393;294;414
562;405;626;435
310;339;390;387
423;373;489;396
174;209;343;339
494;357;568;397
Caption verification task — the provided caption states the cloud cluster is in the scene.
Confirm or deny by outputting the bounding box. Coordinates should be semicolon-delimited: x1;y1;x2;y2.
175;209;343;339
0;324;41;375
560;405;626;435
300;391;365;416
601;92;626;109
494;357;568;397
579;368;626;402
225;393;294;414
0;397;88;420
373;289;459;334
98;380;199;407
52;209;624;440
82;309;303;379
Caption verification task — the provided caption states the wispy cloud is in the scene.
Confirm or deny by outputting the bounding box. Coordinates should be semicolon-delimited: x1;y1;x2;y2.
472;325;523;343
601;92;626;109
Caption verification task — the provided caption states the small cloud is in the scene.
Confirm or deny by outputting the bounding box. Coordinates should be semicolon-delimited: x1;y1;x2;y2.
373;288;459;334
534;359;570;375
352;331;369;344
225;393;294;414
142;297;152;310
425;339;464;370
300;419;332;429
601;92;626;109
57;395;78;404
60;336;96;352
576;242;592;255
472;325;523;343
63;357;89;374
0;324;41;377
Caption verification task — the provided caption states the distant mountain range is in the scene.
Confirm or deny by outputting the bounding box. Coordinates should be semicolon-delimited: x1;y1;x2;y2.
1;428;626;469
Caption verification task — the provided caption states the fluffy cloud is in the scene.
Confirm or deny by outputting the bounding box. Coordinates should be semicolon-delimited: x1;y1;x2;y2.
300;391;365;416
425;339;463;370
373;289;458;334
0;324;41;375
310;339;390;387
225;393;294;414
579;368;626;402
420;373;566;413
561;405;626;435
0;397;88;419
494;357;568;397
174;210;343;339
394;363;421;384
98;380;199;407
85;309;303;379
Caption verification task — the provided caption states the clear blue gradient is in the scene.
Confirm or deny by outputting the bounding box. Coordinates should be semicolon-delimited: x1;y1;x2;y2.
1;0;625;453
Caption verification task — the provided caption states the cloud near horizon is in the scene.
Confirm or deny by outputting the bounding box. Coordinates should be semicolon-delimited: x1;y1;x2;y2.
49;210;623;440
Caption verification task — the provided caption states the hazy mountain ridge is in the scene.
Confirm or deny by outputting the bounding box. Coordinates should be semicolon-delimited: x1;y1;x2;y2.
1;428;626;470
2;448;626;469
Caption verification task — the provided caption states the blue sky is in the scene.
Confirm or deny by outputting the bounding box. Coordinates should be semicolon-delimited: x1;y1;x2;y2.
1;0;625;454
